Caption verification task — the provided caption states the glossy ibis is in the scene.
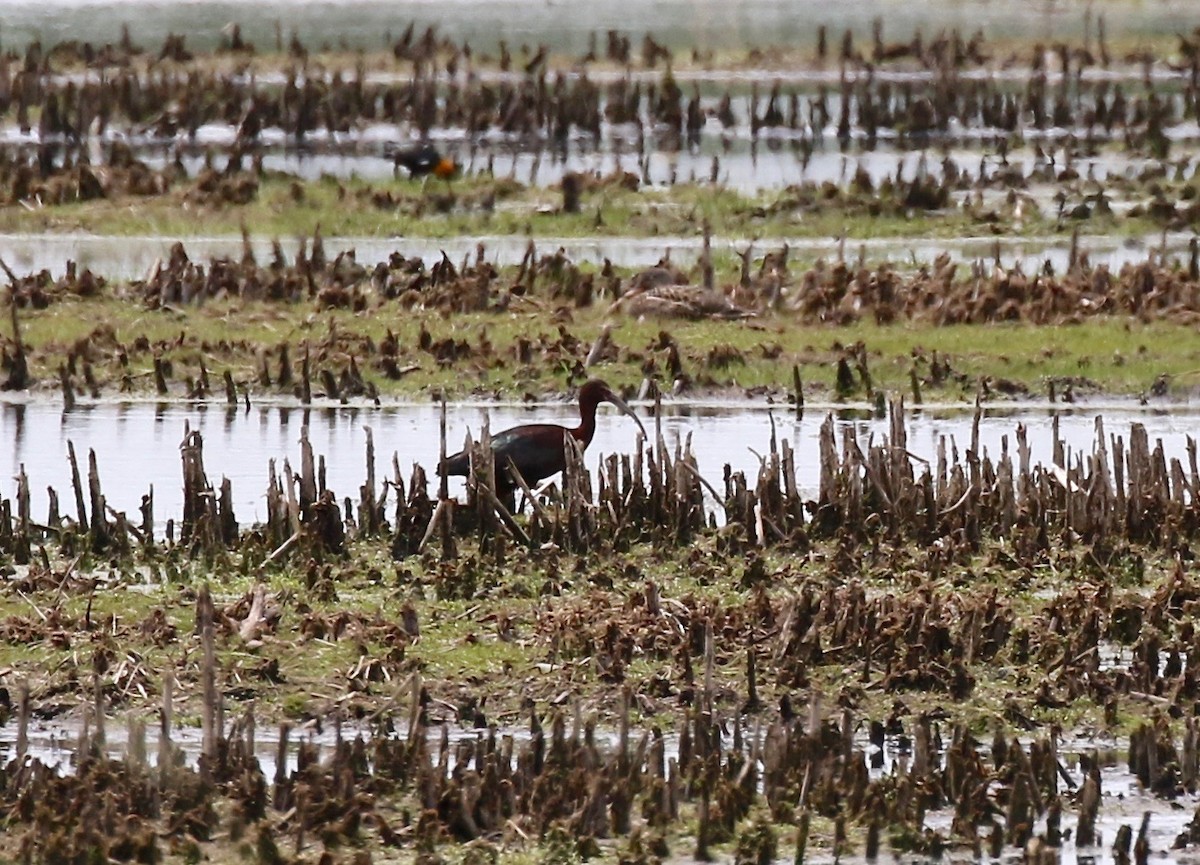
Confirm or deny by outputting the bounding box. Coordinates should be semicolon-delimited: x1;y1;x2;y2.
439;379;646;500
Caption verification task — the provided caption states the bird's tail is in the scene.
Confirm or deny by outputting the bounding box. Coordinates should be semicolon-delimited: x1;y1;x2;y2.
438;452;469;477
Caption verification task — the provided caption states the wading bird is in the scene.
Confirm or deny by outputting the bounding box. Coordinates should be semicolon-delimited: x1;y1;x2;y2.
439;379;646;502
387;142;459;186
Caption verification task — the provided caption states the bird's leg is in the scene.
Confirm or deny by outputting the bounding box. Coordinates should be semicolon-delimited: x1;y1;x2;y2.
479;483;531;548
500;487;517;514
504;457;550;523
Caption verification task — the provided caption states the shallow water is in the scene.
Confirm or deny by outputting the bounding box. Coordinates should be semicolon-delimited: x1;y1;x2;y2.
1;398;1198;532
5;3;1197;199
3;1;1200;859
1;708;1196;865
3;0;1195;55
0;229;1189;281
15;107;1200;193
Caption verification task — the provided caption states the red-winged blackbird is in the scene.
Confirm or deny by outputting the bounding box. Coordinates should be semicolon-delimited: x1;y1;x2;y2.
387;142;459;181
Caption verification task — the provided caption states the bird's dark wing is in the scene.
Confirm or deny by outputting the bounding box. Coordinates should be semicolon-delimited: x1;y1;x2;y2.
439;448;471;477
490;424;574;486
391;144;439;175
439;423;573;487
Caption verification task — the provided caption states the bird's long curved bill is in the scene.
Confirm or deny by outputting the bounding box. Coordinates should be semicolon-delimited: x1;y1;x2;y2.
608;391;647;439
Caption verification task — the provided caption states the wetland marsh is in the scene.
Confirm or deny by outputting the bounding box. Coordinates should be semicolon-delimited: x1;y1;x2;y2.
4;4;1200;865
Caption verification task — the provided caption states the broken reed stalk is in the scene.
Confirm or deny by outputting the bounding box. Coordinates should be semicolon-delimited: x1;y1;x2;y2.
180;428;222;551
417;499;447;554
585;324;612;368
360;425;379;536
139;487;154;548
92;666;106;748
273;723;292;811
199;585;218;779
15;680;29;763
794;809;810;865
280;461;301;541
483;484;531;547
298;426;316;510
792;363;803;417
438;395;454;560
561;431;592;548
15;465;28;543
702;618;715;715
469;416;496;534
59;365;75;410
438;397;449;504
744;645;760;712
4;293;30;390
1135;813;1151;865
153;357;169;396
259;529;301;572
87;448;110;551
128;715;146;768
300;343;312;405
158;670;175;788
218;477;237;544
67;440;87;530
504;457;550;525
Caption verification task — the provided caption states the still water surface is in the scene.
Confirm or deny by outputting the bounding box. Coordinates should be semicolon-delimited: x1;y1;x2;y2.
2;711;1189;865
3;0;1194;54
0;693;1194;865
0;231;1186;281
1;398;1197;529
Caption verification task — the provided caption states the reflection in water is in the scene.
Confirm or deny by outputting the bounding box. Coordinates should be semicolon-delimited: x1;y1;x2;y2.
0;231;1190;282
0;687;1193;865
1;0;1196;54
9;402;23;451
2;399;1200;531
20;128;1197;194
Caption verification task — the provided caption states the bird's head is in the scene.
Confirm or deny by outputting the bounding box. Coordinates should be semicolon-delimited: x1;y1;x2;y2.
581;379;647;438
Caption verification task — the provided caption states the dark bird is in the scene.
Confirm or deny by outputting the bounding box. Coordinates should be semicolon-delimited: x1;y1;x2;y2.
439;379;646;500
387;142;460;183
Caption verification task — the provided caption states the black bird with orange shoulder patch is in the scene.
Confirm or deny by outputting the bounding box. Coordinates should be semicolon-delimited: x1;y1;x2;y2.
387;142;459;182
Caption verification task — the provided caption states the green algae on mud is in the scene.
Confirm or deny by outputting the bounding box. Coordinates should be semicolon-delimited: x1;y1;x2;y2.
0;526;1190;865
0;166;1185;245
0;171;1041;241
7;289;1199;404
0;528;1184;735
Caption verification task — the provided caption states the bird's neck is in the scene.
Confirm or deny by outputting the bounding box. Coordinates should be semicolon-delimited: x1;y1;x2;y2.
574;398;599;445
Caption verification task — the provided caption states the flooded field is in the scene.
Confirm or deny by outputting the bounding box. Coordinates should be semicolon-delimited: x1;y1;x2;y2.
10;59;1200;195
3;398;1200;530
6;2;1200;864
0;712;1194;865
5;0;1199;54
2;1;1200;211
0;228;1190;278
12;131;1200;194
2;390;1200;865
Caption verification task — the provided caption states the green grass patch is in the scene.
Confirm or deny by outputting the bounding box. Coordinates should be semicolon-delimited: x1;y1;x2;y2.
10;290;1200;404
